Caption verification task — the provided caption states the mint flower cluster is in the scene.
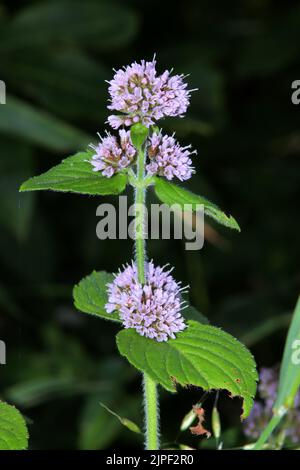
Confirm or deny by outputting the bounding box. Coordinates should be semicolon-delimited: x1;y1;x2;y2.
146;131;195;181
90;130;136;177
107;57;191;129
105;262;187;342
90;59;196;183
244;367;300;444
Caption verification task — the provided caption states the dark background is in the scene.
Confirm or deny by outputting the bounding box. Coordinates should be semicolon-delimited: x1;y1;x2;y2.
0;0;299;449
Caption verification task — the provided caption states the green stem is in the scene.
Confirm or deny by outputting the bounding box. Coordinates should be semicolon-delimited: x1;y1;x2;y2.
135;147;146;284
252;411;285;450
143;373;160;450
134;144;160;450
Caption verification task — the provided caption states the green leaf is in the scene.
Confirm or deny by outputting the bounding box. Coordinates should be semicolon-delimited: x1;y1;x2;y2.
153;178;240;231
0;95;91;151
117;320;257;418
0;401;29;450
130;123;149;149
73;271;121;323
3;1;138;52
20;151;128;196
273;295;300;412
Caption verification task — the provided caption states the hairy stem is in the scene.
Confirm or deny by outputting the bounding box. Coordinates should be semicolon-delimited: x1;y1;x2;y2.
135;145;160;450
143;373;160;450
135;147;146;284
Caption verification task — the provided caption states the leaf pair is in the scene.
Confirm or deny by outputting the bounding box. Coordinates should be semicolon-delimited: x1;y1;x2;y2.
73;270;257;418
20;150;240;231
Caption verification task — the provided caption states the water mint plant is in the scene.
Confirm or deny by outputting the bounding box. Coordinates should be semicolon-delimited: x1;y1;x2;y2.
20;58;258;450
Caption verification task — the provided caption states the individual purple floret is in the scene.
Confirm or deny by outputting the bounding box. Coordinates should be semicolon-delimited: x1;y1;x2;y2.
243;366;300;445
107;58;192;129
90;130;136;177
105;261;187;342
146;131;195;181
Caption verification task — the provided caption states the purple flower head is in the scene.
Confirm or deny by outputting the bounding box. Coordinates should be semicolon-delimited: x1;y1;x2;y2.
243;366;300;444
146;131;196;181
107;57;192;129
243;401;271;440
90;129;136;177
105;261;187;342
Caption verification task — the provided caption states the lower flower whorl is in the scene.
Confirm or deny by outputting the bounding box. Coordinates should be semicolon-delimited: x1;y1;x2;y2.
105;261;187;342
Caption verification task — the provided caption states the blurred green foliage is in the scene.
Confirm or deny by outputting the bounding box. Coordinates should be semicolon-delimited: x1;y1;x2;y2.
0;0;299;449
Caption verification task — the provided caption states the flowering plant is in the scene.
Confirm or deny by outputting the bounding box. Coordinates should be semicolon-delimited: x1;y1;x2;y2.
20;58;258;450
244;367;300;445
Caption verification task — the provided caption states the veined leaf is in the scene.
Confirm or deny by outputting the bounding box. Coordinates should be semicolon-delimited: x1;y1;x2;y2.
153;177;240;231
20;151;128;196
73;271;121;323
117;320;257;418
0;401;28;450
273;295;300;412
130;123;149;149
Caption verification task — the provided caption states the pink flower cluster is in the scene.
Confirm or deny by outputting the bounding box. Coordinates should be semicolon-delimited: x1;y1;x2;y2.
90;58;197;183
90;128;195;182
90;130;136;178
146;131;195;181
244;367;300;443
107;58;191;129
105;261;187;342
